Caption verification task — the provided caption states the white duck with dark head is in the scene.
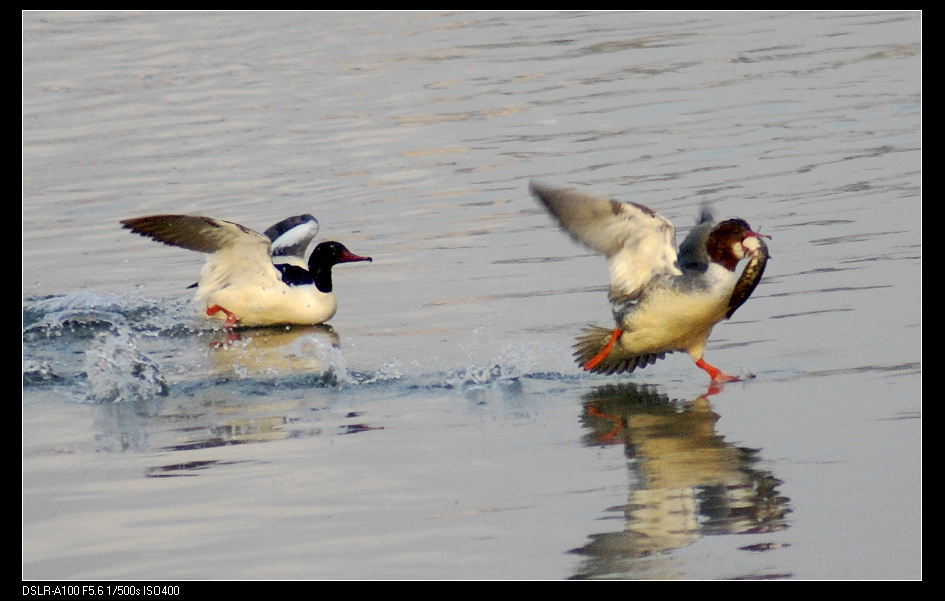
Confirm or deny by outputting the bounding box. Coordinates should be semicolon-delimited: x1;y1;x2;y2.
121;213;371;327
529;181;769;383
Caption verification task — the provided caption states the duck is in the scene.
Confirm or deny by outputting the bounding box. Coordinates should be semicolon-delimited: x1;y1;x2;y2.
121;214;371;327
529;181;769;383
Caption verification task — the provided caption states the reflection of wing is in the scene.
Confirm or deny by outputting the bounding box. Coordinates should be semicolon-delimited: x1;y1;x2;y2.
264;214;320;266
529;181;680;298
726;237;768;318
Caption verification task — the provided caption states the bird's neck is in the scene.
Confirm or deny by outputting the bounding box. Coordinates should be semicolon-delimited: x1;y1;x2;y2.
308;260;333;293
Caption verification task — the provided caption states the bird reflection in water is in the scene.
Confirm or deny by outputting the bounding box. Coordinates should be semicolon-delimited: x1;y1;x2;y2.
571;383;790;580
207;323;342;378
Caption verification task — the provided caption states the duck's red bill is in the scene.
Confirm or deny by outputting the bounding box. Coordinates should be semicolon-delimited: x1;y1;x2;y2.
339;250;372;263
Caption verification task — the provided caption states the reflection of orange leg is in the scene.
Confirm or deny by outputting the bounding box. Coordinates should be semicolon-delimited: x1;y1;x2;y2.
209;329;240;348
695;357;739;383
584;328;623;371
586;404;624;444
206;305;239;327
705;384;723;397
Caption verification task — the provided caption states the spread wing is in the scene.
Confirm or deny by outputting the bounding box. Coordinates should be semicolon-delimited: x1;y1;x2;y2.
121;214;281;290
529;181;680;298
121;214;271;254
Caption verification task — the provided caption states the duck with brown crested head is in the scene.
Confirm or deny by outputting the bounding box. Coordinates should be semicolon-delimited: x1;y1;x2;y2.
529;181;769;383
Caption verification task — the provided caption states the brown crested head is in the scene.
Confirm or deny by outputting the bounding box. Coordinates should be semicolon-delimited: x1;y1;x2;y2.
705;218;769;271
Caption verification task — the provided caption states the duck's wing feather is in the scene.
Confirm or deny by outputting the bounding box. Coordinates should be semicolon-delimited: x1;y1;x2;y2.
121;215;271;255
677;204;715;270
264;214;319;260
122;215;281;290
529;181;680;298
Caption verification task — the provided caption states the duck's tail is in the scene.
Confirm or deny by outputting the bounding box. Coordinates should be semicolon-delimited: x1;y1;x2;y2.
573;326;667;375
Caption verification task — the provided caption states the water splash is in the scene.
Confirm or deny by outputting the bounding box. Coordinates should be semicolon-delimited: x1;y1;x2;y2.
23;292;580;400
83;330;169;403
352;361;404;385
24;291;128;323
23;290;195;337
22;358;63;386
445;342;543;390
285;332;353;385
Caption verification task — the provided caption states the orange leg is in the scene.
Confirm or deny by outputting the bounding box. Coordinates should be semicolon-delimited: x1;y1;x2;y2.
584;328;623;371
206;305;239;327
695;358;739;383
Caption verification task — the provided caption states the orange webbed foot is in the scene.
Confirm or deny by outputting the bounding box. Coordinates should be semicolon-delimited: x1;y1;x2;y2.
206;305;239;327
695;358;741;384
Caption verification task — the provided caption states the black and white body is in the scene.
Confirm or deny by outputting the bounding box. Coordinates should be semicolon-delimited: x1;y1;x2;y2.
121;214;371;327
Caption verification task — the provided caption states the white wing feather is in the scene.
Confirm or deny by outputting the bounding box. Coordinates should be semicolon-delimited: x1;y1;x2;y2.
529;181;679;298
120;214;283;301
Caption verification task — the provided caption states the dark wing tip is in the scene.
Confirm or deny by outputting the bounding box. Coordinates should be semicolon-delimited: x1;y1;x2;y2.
528;179;556;204
697;202;714;225
120;214;229;254
264;214;319;242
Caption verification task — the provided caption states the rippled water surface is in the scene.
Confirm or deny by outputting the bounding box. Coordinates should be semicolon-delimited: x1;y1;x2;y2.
23;11;921;580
